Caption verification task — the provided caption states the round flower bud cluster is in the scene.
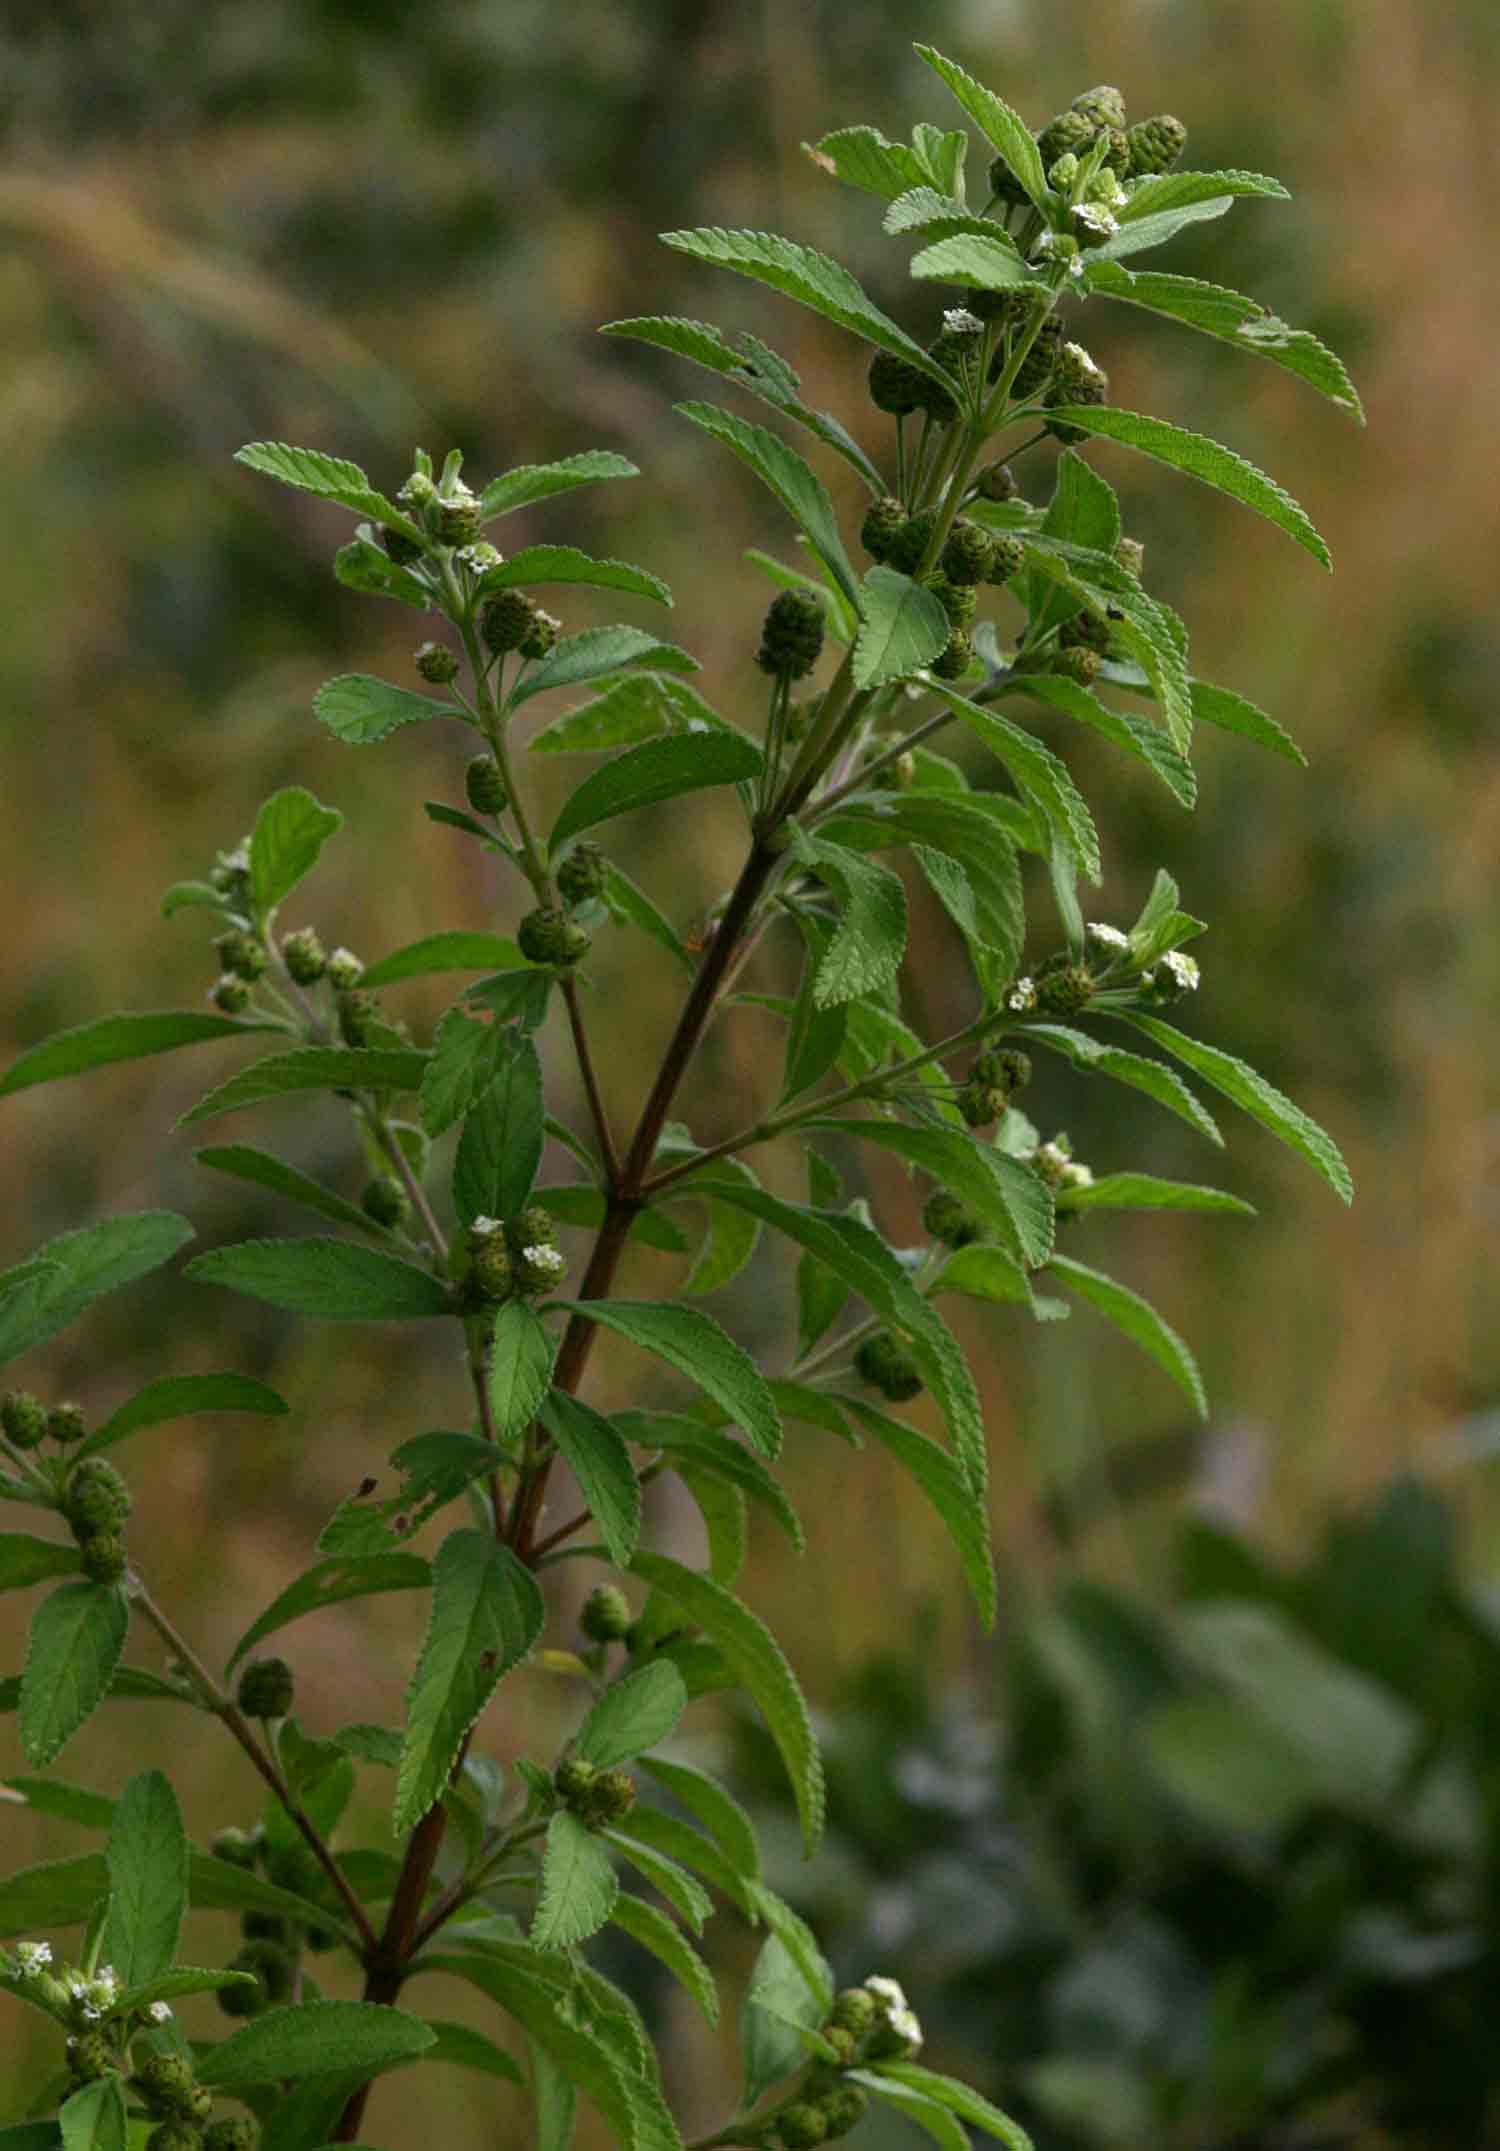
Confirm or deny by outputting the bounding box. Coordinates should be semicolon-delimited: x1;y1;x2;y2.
2;1389;50;1449
236;1656;294;1721
281;926;326;984
756;591;826;681
208;841;252;907
863;1973;925;2059
214;929;267;982
1141;948;1201;1003
462;1207;566;1306
360;1176;409;1230
924;576;976;630
465;753;509;818
957;1046;1031;1128
432;481;481;548
1005;312;1065;398
481;589;561;661
1031;1135;1094;1193
63;1963;121;2024
414;639;459;685
1128;114;1188;176
519;905;591;967
976;460;1018;503
1085;922;1133;972
1034;956;1097;1018
1060;605;1113;658
928;628;975;682
555;839;606;908
853;1330;923;1403
1046;343;1110;444
554;1756;637;1827
860;496;906;562
134;2051;212;2129
325;946;364;992
923;1190;981;1249
580;1584;632;1644
454;541;502;575
866;351;928;417
939;519;996;586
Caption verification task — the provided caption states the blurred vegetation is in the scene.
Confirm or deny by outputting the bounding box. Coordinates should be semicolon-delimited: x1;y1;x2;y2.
1;0;1496;2135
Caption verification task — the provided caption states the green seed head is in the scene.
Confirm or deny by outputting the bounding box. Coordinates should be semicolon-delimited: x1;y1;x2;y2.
226;1939;295;2011
335;986;377;1047
78;1532;129;1586
507;1204;557;1254
325;946;365;992
853;1331;924;1403
63;1459;131;1536
415;640;459;685
985;533;1026;584
202;2124;259;2151
776;2104;829;2149
829;1986;879;2036
1128;113;1187;176
756;590;826;681
1072;84;1127;130
210;1825;261;1870
1055;644;1102;687
1060;607;1113;656
480;589;536;656
582;1768;637;1826
860;496;906;564
957;1080;1006;1129
1034;961;1096;1016
556;840;606;907
236;1657;294;1721
1;1390;48;1449
554;1756;597;1805
929;629;974;682
382;525;425;566
360;1177;409;1230
135;2053;200;2116
939;519;995;586
976;460;1018;503
433;488;481;546
817;2084;870;2139
211;975;252;1016
519;607;562;661
281;927;326;984
465;753;509;817
518;906;591;967
67;2031;116;2084
1037;108;1097;167
923;1190;981;1249
214;929;267;981
580;1584;633;1643
47;1402;87;1446
866;351;927;416
512;1237;567;1297
143;2126;204;2151
883;510;937;577
924;576;976;630
1008;315;1064;400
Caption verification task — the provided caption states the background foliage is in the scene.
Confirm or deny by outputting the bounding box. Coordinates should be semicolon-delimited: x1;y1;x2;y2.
1;0;1496;2140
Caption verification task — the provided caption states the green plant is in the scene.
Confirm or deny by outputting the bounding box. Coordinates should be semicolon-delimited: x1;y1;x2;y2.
0;50;1357;2151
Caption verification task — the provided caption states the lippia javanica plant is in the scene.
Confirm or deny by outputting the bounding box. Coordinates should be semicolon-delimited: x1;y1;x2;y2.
0;47;1358;2151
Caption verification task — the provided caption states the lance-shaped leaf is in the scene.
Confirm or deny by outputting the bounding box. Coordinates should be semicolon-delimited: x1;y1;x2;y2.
76;1374;287;1465
1189;678;1306;765
741;1928;833;2106
913;45;1049;210
1119;168;1290;220
227;1552;429;1670
193;1144;388;1241
611;1893;719;2022
603;1829;714;1932
361;930;525;987
452;1027;544;1226
1119;1013;1353;1201
186;1238;451;1320
549;730;762;849
852;567;951;690
479;450;638;520
673;401;861;608
1007;673;1196;807
811;1117;1053;1270
395;1531;543;1831
841;1398;996;1625
486;1302;553;1453
1085;261;1362;418
885;187;1015;241
617;1412;803;1553
820;796;1026;971
0;1012;280;1100
575;1662;688;1770
661;228;955;397
249;787;343;916
421;1007;516;1138
915;681;1101;881
1059;1172;1254;1216
909;232;1038;292
314;673;465;745
197;1999;435;2088
632;1551;823;1856
0;1536;83;1594
181;1045;427;1124
871;2064;1036;2147
1047;1252;1207;1416
540;1392;641;1567
19;1582;128;1767
0;1213;193;1372
793;834;908;1007
532;1810;619;1950
1089;195;1239;260
476;545;671;606
234;441;422;538
511;626;699;707
1028;1022;1222;1144
103;1770;186;1986
1032;406;1331;568
638;1755;761;1880
550;1299;780;1459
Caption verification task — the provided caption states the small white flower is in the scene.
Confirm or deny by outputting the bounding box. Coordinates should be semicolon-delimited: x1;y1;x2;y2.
455;542;502;573
94;1966;119;1996
66;1973;88;1998
889;2002;924;2053
1006;976;1037;1012
470;1215;502;1236
221;843;251;875
1086;922;1129;951
1062;341;1106;384
1063;1161;1095;1190
1067;256;1086;279
1037;1141;1070;1174
1074;202;1119;242
148;2000;173;2022
14;1941;51;1974
329;946;360;971
522;1245;565;1275
1162;949;1200;991
941;307;983;337
865;1974;909;2010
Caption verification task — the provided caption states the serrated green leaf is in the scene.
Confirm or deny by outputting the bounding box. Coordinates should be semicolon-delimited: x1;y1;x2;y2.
227;1553;429;1671
631;1551;823;1855
235;441;420;536
0;1851;108;1933
0;1217;193;1374
841;1398;996;1625
396;1532;543;1832
103;1770;185;1986
1027;1022;1222;1144
673;400;861;608
853;2072;970;2151
480;451;639;520
1008;673;1196;806
934;1242;1035;1308
186;1848;356;1933
181;1045;426;1125
198;1998;434;2087
1090;194;1238;260
575;1662;688;1770
636;1756;761;1880
477;545;671;607
1060;1172;1254;1216
314;673;464;744
618;1414;803;1554
187;1237;450;1320
333;531;431;608
916;680;1101;882
19;1583;128;1768
361;931;525;987
1119;1012;1352;1199
852;567;951;690
58;2079;124;2151
661;229;955;401
451;1028;544;1228
0;1536;83;1591
601;1828;713;1932
1085;261;1362;417
884;187;1011;240
419;2017;524;2082
530;681;668;756
549;730;761;849
531;1809;619;1950
551;1299;780;1459
160;878;232;918
0;1012;279;1100
607;1807;754;1917
742;1929;832;2106
909;231;1038;291
484;1301;553;1453
913;45;1049;209
194;1142;390;1240
823;796;1027;973
811;1117;1054;1269
610;1892;718;2021
1120;168;1289;220
1035;406;1330;568
4;1774;113;1828
1048;1252;1207;1415
795;834;908;1007
73;1372;286;1467
803;124;931;199
1189;677;1306;764
540;1391;641;1568
249;787;342;917
512;627;699;709
421;1008;514;1138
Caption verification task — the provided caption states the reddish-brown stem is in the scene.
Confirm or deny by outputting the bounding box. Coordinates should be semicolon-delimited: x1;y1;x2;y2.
560;974;622;1189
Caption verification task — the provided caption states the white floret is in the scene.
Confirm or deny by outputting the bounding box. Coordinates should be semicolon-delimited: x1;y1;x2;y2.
865;1974;909;2010
522;1245;565;1275
1006;976;1037;1012
148;2000;173;2022
942;307;983;336
14;1941;52;1974
1062;341;1106;383
1086;922;1129;950
1162;949;1200;990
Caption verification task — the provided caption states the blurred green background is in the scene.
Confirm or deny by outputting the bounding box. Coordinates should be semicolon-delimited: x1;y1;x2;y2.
2;0;1497;2142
